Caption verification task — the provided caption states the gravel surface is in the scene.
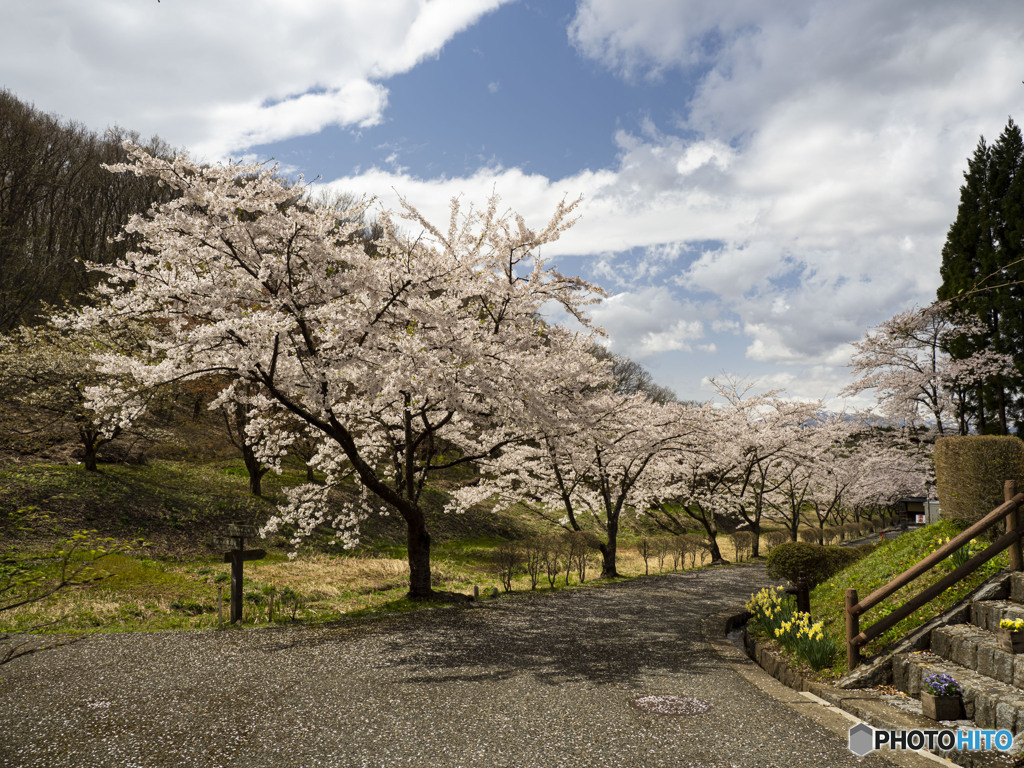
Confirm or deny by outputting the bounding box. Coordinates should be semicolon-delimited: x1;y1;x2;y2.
0;565;898;767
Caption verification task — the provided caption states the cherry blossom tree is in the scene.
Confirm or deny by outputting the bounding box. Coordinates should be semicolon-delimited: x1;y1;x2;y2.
767;417;931;540
762;412;859;542
67;143;607;600
842;428;932;520
0;320;151;470
710;380;823;557
454;392;690;578
769;455;816;542
842;302;1011;434
643;402;739;565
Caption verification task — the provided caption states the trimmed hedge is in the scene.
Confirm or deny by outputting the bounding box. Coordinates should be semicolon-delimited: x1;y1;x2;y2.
766;541;866;587
934;435;1024;526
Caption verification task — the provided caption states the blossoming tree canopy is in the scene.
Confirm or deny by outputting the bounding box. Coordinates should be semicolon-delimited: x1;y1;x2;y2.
842;302;1011;435
71;142;610;599
453;391;696;578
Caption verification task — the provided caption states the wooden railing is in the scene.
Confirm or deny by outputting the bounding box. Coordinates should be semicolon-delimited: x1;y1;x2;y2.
845;480;1024;670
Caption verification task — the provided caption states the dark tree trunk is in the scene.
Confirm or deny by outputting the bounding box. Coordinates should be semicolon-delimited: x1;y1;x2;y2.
82;442;98;471
999;384;1009;435
695;513;727;564
78;426;114;472
405;506;433;600
977;385;987;433
705;533;727;564
240;441;266;497
599;515;620;578
599;542;619;578
749;521;761;558
229;401;268;496
684;503;728;564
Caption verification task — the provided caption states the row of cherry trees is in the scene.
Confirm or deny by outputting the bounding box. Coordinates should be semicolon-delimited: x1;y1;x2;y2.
63;143;929;599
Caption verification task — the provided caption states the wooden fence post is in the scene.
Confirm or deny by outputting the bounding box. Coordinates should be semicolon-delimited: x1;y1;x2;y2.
845;588;860;670
1006;480;1022;572
216;523;267;624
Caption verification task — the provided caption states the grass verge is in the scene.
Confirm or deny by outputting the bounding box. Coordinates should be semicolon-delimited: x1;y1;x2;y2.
747;520;1009;681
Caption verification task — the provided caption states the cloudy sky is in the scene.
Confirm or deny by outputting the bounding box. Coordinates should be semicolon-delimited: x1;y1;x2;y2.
4;0;1023;406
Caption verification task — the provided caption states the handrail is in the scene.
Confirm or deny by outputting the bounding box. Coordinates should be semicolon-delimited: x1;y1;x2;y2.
845;480;1024;670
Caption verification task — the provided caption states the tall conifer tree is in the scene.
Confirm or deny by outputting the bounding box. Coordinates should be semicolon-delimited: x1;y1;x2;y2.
938;118;1024;433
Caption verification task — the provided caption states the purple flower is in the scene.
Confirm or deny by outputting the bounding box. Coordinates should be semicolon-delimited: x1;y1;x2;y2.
924;673;961;697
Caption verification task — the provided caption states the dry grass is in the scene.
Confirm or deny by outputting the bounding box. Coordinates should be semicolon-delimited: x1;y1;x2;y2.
242;555;411;598
0;533;766;636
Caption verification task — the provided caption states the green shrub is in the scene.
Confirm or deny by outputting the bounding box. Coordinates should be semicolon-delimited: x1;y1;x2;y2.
934;435;1024;526
766;541;863;587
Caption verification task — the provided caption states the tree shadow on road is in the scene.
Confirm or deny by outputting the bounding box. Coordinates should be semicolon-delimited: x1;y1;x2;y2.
356;567;772;688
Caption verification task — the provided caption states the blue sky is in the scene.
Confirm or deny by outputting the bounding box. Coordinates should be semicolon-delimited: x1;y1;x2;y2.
247;2;694;180
4;0;1024;407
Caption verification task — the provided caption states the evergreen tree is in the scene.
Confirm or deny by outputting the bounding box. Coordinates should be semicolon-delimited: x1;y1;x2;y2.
938;118;1024;434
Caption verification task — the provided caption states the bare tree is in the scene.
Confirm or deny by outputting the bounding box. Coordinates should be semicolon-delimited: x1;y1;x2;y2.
492;543;521;593
0;90;175;331
636;537;653;575
522;538;545;590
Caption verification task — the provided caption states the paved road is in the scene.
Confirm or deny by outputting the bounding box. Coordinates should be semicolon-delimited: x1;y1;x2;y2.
1;566;909;767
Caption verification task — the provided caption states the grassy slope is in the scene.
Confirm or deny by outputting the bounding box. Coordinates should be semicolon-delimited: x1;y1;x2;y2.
9;456;975;652
0;457;731;635
0;459;542;555
809;519;1007;677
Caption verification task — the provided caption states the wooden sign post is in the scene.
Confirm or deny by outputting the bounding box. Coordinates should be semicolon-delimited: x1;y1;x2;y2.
215;523;266;624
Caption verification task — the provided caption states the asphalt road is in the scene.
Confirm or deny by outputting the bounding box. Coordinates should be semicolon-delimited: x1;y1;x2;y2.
0;565;916;768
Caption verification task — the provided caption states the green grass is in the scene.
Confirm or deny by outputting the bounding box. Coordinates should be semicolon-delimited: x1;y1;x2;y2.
2;456;880;645
0;536;626;635
0;460;299;553
809;519;1008;677
0;523;735;636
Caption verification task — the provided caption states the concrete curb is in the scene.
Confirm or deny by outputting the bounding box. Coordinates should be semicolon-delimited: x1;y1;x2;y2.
741;632;1022;768
702;611;961;768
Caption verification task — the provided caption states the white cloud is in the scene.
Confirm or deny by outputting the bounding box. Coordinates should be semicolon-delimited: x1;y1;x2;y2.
565;0;1024;396
316;129;758;257
568;0;804;81
0;0;512;160
744;324;802;364
754;366;877;412
319;0;1022;388
682;241;795;298
588;287;708;359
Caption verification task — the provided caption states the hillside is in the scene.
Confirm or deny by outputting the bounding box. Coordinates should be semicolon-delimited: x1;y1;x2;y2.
0;419;695;639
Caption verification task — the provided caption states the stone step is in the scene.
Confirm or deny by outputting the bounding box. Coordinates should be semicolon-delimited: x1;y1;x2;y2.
931;623;1024;688
894;650;1024;731
1011;571;1024;604
971;599;1024;632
